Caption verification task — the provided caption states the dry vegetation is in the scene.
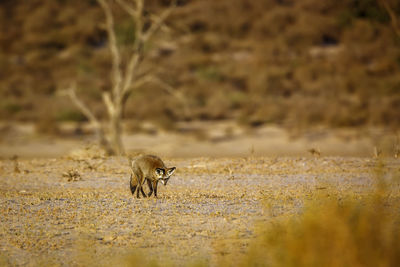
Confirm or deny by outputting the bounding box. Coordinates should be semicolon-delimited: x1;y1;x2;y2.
1;0;400;131
0;153;399;266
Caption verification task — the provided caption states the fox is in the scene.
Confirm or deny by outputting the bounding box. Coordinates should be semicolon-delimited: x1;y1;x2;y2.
129;154;176;198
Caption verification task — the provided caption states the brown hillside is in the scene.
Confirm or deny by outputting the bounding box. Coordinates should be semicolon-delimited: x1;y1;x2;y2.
1;0;400;129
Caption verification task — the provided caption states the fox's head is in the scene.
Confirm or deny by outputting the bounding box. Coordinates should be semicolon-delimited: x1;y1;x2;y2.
155;167;176;186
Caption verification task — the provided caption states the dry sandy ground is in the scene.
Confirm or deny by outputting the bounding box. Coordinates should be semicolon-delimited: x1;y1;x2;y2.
1;153;399;266
0;122;399;265
0;122;397;159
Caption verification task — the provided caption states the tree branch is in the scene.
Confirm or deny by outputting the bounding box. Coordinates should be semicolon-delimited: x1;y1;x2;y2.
119;72;152;107
122;53;141;97
62;86;100;128
134;0;144;48
150;14;172;34
115;0;136;17
125;75;191;117
60;86;115;155
379;0;400;37
97;0;123;101
120;0;144;100
142;0;177;43
120;0;176;99
102;91;115;116
147;76;177;97
122;74;180;99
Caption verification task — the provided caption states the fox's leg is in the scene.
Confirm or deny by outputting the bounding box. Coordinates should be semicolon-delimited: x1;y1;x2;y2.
136;174;144;199
136;183;141;198
140;180;147;198
147;179;154;197
129;173;137;196
153;180;158;198
130;185;137;196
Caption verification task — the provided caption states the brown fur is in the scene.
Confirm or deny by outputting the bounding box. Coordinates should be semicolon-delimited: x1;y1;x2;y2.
129;155;176;198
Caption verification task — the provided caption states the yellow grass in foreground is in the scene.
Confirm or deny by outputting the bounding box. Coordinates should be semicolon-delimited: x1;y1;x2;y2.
236;163;400;267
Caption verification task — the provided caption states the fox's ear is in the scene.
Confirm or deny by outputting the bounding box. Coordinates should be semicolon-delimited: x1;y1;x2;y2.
155;168;165;177
167;167;176;176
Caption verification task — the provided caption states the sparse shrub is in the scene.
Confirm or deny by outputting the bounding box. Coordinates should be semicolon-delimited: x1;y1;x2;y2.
115;19;136;46
35;115;60;136
195;65;224;82
125;119;143;134
238;96;288;127
153;112;177;131
1;101;22;116
349;0;389;22
204;90;232;120
62;169;82;182
55;109;87;122
68;144;107;160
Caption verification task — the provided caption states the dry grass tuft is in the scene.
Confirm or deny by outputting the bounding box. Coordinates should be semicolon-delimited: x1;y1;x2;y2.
62;169;82;182
236;161;400;267
239;198;400;267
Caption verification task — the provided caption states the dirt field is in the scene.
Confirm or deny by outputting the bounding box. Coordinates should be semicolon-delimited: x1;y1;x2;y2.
0;122;395;158
1;152;398;266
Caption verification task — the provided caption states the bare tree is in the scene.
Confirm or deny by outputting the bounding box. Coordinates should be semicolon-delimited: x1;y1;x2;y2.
62;0;178;155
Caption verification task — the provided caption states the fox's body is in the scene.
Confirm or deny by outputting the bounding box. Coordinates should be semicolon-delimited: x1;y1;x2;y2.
130;155;176;198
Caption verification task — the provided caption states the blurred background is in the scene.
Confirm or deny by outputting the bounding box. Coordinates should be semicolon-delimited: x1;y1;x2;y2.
0;0;399;158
